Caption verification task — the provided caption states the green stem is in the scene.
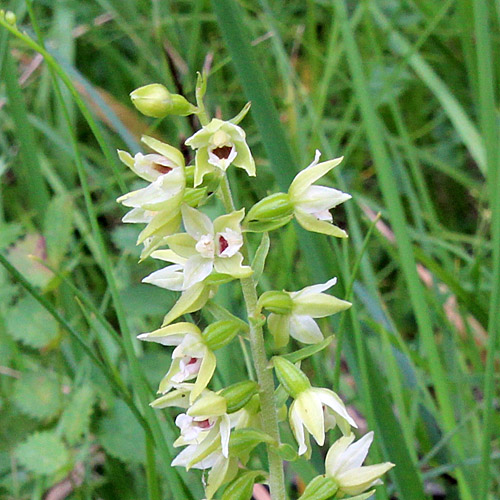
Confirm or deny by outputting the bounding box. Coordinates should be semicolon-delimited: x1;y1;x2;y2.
219;175;286;500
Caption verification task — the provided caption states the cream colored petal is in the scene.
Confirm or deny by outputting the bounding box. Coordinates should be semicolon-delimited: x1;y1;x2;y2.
295;390;325;446
183;256;213;289
295;208;348;238
181;204;214;240
288;314;323;344
325;434;356;477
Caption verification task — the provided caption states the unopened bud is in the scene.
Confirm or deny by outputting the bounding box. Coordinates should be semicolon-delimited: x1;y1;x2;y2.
220;380;258;414
202;319;242;351
5;11;16;25
273;356;310;398
298;475;338;500
258;290;293;314
130;84;195;118
183;187;207;207
246;192;293;222
221;471;262;500
187;392;226;417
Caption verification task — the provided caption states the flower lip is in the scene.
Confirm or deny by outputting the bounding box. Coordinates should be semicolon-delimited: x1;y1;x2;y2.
212;145;233;160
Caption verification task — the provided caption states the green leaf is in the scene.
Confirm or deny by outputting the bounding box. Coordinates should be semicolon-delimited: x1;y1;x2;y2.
16;431;70;475
6;294;59;348
44;194;74;266
283;336;334;364
251;232;270;284
60;385;95;445
13;371;63;421
98;399;146;464
6;234;53;288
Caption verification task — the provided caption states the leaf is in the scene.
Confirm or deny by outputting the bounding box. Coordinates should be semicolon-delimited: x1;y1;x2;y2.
6;294;59;348
251;232;270;284
16;431;70;475
13;371;64;421
283;336;334;364
98;399;146;464
60;385;95;445
6;234;53;288
43;195;74;266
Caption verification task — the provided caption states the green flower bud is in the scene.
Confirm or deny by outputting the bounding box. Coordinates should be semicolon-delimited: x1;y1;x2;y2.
202;320;242;351
130;84;196;118
5;10;16;25
229;428;275;457
182;186;207;207
298;475;338;500
273;356;310;398
258;290;293;314
221;471;263;500
246;193;294;222
220;381;258;414
187;392;227;417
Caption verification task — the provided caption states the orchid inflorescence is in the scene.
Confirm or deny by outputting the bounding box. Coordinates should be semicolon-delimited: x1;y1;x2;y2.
117;75;394;500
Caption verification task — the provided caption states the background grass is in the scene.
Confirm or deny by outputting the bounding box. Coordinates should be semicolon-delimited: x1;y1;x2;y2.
0;0;499;499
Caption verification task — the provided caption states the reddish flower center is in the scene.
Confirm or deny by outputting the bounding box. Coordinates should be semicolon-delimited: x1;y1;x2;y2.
153;163;172;174
219;235;229;254
212;145;232;160
186;357;199;366
197;419;212;429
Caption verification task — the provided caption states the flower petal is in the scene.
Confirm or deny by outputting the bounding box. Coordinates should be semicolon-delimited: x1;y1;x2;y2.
295;185;351;213
289;401;308;456
164;233;198;258
268;313;291;348
289;151;343;201
142;264;184;291
293;294;352;318
137;322;201;346
213;253;252;279
338;463;394;496
325;433;356;477
288;314;324;344
313;388;357;428
213;209;245;235
183;256;213;289
295;390;325;446
162;283;211;326
295;208;348;238
194;147;217;187
191;349;217;403
181;204;214;240
141;135;185;168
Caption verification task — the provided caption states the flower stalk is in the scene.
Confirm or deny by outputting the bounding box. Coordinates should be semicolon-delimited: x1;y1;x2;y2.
219;174;287;499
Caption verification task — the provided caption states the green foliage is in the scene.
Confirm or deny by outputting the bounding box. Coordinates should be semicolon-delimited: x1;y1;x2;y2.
0;0;498;498
6;294;59;348
12;371;64;421
98;400;146;465
16;431;70;475
60;385;95;445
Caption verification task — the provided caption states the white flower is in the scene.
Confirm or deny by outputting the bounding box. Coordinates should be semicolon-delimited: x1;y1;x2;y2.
325;432;394;496
289;387;357;456
162;204;252;289
288;150;351;238
137;322;216;401
185;119;256;186
268;278;351;347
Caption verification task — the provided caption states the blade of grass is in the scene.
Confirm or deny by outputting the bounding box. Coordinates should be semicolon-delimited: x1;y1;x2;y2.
333;2;473;498
472;1;500;498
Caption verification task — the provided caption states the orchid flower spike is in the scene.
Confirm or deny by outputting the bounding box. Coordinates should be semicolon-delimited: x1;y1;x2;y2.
288;150;351;237
185;118;255;187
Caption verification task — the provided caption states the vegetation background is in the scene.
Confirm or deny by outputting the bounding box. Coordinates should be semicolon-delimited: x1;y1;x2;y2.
0;0;498;499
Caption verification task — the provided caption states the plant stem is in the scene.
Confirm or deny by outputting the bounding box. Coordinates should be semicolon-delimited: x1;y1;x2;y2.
219;175;286;500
